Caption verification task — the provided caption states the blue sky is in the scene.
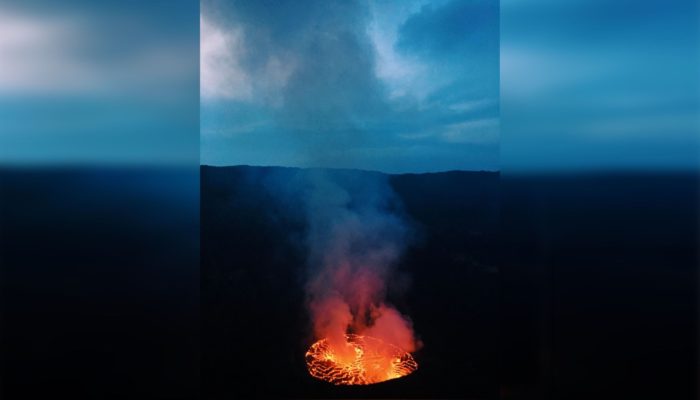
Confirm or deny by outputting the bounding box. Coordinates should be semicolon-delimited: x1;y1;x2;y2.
200;0;499;173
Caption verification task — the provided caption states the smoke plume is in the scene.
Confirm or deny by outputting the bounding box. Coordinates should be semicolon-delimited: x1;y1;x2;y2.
301;169;420;355
210;0;422;356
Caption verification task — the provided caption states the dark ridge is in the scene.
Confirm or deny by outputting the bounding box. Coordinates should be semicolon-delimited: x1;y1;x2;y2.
200;164;500;177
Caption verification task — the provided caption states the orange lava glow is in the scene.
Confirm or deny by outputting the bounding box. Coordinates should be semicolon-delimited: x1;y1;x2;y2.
305;334;418;385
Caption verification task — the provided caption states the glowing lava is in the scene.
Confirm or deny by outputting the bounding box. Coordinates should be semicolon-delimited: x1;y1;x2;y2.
305;334;418;385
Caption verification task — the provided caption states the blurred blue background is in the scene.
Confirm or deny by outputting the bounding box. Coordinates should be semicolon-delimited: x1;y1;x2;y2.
0;0;199;165
501;0;699;172
0;1;200;398
500;1;698;399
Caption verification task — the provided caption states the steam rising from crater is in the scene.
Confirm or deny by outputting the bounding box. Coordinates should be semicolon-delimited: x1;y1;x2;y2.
302;170;420;359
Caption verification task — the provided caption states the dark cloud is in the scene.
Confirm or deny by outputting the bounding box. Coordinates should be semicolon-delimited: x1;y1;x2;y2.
397;0;498;60
204;0;388;156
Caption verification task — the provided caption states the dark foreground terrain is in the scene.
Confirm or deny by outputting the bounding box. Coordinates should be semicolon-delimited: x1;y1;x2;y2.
201;165;500;399
501;172;698;400
0;167;696;399
202;167;699;400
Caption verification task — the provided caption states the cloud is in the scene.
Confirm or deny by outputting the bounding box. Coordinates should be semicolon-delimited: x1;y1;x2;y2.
390;0;499;106
448;99;497;113
396;0;498;60
200;14;251;100
200;0;500;172
441;118;499;144
367;1;431;101
201;0;388;144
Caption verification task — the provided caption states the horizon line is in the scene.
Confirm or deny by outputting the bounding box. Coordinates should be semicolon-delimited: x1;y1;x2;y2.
200;163;501;175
